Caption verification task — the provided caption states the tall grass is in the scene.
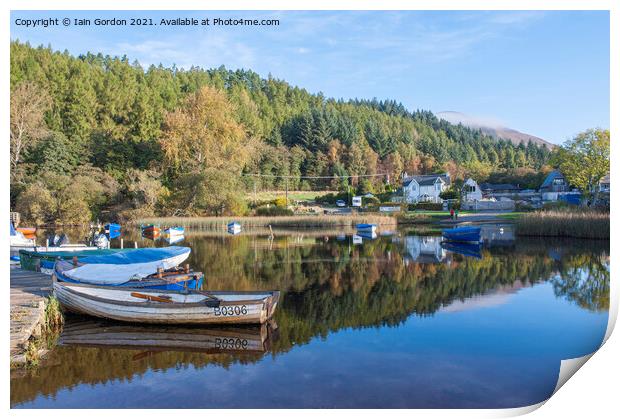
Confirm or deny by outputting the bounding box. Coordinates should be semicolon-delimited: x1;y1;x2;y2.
135;215;397;230
516;210;609;239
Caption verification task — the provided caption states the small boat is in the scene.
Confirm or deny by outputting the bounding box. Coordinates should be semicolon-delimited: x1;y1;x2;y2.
54;259;203;291
53;281;280;325
441;241;483;259
142;224;161;239
20;248;133;274
104;223;121;239
58;318;278;354
10;221;35;247
356;223;377;233
163;226;185;236
53;246;192;285
227;221;242;235
16;226;36;238
442;226;481;243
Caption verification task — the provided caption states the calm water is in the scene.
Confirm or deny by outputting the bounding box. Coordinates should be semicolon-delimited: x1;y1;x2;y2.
11;226;609;408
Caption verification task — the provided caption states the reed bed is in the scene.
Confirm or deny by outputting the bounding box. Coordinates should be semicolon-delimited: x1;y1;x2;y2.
516;210;609;239
135;214;397;231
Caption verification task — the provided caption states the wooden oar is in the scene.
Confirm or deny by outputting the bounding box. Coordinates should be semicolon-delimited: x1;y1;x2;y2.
131;292;173;303
194;290;221;307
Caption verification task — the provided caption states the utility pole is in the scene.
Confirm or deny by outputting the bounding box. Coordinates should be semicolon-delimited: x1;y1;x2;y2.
285;177;289;207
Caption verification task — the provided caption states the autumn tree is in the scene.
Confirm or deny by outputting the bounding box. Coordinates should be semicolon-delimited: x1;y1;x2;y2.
551;128;610;201
10;82;51;172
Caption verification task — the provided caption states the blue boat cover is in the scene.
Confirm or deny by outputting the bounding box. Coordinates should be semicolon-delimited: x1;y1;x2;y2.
79;246;190;265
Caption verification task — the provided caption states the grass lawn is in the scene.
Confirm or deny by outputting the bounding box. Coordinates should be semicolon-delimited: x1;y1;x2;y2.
246;190;336;202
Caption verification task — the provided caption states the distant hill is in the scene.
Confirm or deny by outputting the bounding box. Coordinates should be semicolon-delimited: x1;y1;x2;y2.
437;111;554;148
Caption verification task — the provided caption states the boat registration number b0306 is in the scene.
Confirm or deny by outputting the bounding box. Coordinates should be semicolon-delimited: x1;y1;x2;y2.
214;337;249;350
214;305;248;316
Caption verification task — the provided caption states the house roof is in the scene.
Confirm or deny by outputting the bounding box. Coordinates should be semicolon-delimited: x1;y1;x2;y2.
479;183;519;191
600;173;610;184
541;170;565;188
403;174;449;187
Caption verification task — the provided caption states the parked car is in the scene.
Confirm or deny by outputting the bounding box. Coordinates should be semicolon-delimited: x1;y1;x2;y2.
336;199;346;207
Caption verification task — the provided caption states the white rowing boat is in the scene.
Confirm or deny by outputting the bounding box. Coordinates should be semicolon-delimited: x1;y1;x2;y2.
53;280;280;325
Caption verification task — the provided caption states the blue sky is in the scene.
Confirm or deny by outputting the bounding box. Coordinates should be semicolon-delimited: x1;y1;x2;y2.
10;10;609;144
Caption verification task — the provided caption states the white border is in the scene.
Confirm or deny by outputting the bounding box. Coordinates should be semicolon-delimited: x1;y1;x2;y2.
3;1;617;418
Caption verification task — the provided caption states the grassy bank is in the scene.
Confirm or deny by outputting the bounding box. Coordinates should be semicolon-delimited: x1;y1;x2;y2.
516;210;609;239
135;214;397;230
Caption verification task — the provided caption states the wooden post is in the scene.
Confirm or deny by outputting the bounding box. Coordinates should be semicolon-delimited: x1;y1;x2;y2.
285;177;289;207
134;241;138;248
120;238;124;249
157;267;163;279
184;264;190;274
72;256;78;267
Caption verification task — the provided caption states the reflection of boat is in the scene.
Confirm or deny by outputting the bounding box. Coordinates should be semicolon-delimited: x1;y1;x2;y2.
20;248;133;274
441;241;483;259
165;235;185;245
104;223;121;239
442;226;481;243
356;223;377;234
52;247;192;285
59;318;278;354
53;281;280;325
357;231;377;240
227;221;242;234
141;225;160;239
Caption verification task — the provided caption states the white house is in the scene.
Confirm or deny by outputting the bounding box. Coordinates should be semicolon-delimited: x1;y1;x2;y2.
461;178;482;202
402;173;450;204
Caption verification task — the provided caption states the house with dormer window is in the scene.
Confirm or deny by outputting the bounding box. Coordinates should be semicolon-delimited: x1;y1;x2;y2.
401;173;450;204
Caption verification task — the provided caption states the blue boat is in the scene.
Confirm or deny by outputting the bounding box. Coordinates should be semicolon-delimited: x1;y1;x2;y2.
442;226;481;243
104;223;121;239
441;241;483;259
53;247;199;290
356;223;377;233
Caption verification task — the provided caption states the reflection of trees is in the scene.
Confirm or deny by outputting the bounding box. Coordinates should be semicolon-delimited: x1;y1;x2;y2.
551;252;610;312
11;236;609;407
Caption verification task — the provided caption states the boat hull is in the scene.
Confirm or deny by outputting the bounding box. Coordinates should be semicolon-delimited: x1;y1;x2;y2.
442;227;481;243
53;282;280;325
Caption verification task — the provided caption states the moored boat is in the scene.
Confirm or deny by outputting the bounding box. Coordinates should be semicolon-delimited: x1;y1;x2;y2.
104;223;121;239
53;280;280;325
163;226;185;236
356;223;377;233
53;246;192;285
16;227;36;238
442;226;481;243
20;248;133;274
54;259;203;291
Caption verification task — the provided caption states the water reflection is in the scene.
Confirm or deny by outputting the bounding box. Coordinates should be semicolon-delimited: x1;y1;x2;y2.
11;228;609;408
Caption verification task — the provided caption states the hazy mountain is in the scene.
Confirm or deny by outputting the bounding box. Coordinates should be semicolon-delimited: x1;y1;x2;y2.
437;111;554;148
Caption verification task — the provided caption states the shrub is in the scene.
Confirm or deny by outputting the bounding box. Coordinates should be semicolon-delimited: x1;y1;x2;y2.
410;202;444;211
14;183;56;225
255;206;294;216
274;196;288;207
